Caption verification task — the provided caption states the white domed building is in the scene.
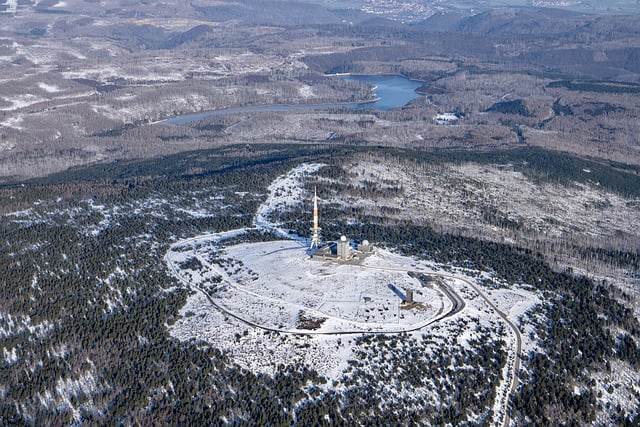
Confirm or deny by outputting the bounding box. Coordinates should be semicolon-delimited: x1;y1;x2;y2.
337;235;350;260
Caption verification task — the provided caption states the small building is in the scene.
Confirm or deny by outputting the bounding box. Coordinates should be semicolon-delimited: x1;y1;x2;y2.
405;289;414;304
337;235;350;260
358;239;372;253
306;187;374;263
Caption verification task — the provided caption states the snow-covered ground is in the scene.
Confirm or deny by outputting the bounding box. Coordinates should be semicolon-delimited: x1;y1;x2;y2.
167;237;447;333
0;94;46;111
37;82;62;93
2;0;17;13
253;162;325;240
320;156;639;307
485;287;542;352
592;359;640;424
0;114;24;129
434;112;458;124
333;157;639;241
298;85;316;98
164;162;542;426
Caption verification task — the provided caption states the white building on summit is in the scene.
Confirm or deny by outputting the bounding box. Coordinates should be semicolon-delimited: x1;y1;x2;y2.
308;186;374;262
337;235;350;260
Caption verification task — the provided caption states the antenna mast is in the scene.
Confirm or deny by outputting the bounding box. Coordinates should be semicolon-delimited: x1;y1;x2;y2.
310;186;322;249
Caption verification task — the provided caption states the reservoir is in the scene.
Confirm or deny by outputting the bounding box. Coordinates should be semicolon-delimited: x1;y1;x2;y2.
166;74;422;125
342;74;423;111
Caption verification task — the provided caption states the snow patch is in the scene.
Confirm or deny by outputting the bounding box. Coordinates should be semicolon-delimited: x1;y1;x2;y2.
3;347;18;364
298;85;316;99
37;82;62;93
254;162;325;240
0;94;45;111
592;359;640;424
434;112;458;124
2;0;17;13
0;114;23;129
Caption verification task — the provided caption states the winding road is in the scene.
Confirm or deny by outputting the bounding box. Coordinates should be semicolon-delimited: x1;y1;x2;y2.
165;163;522;427
166;233;461;336
167;237;521;426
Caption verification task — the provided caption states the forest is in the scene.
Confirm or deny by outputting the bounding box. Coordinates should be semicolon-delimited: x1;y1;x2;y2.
1;144;638;425
2;0;640;423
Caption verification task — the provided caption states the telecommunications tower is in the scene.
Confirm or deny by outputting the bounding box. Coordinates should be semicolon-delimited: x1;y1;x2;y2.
310;186;322;249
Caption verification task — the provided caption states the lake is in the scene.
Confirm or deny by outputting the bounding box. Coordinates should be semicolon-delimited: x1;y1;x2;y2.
165;74;422;125
342;74;423;111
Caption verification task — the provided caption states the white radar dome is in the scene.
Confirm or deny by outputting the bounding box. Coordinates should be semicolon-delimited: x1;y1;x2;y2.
340;235;347;242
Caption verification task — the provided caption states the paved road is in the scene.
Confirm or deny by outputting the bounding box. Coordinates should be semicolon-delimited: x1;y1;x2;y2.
439;271;521;427
168;239;520;427
362;264;522;427
168;163;523;424
166;237;463;336
467;278;521;427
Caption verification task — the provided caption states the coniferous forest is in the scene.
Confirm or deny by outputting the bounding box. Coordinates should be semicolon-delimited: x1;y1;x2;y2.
1;144;638;425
